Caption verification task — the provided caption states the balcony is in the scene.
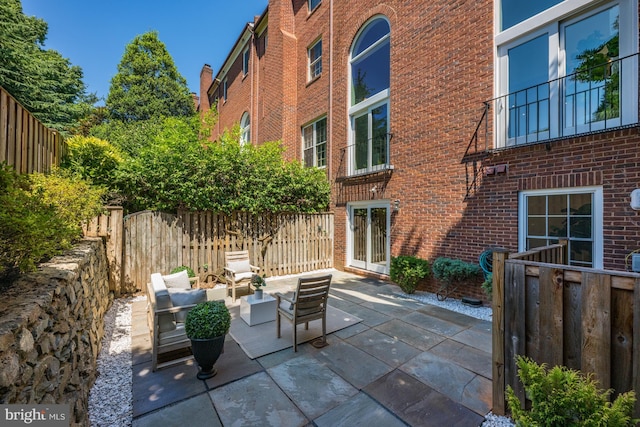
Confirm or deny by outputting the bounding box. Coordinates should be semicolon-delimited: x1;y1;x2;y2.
462;52;639;197
335;133;393;181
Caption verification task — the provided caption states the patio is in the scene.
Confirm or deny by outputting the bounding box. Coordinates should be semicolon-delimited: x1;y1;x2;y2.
131;270;493;426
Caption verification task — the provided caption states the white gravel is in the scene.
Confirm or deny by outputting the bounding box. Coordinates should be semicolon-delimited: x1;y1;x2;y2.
89;297;137;427
89;289;513;426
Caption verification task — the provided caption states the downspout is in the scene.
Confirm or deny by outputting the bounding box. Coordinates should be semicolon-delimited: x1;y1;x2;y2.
328;0;334;182
250;25;256;145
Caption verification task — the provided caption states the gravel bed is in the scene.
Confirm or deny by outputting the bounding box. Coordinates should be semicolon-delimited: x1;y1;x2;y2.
88;289;513;426
89;297;137;427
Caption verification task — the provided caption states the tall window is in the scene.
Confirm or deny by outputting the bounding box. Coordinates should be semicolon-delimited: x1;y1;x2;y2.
302;117;327;167
242;48;250;76
240;113;250;145
496;0;637;147
519;187;603;268
349;17;390;175
308;39;322;80
222;78;228;101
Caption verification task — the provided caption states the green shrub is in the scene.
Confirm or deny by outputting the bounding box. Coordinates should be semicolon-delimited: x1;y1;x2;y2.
62;135;123;190
507;356;637;426
432;257;481;285
0;165;105;280
185;300;231;339
390;255;430;294
482;272;493;299
170;265;195;277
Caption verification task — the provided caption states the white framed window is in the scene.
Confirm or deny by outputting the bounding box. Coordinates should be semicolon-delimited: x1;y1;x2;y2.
349;16;391;175
309;0;321;12
242;47;250;76
302;117;327;167
347;201;390;274
518;186;603;268
240;112;250;145
495;0;638;147
308;39;322;80
222;78;228;101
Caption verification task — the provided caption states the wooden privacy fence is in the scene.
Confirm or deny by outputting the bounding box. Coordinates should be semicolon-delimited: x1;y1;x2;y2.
492;243;640;418
85;209;334;293
83;207;124;296
0;86;65;174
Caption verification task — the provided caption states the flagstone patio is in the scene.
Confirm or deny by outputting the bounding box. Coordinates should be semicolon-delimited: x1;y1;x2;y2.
131;270;493;426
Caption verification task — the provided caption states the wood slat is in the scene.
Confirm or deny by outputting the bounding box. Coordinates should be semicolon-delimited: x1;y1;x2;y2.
580;272;611;390
538;266;564;366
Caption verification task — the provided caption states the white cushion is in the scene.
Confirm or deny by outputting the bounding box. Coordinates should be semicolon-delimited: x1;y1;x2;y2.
168;288;207;323
227;260;251;274
158;324;189;346
162;270;191;289
235;271;254;281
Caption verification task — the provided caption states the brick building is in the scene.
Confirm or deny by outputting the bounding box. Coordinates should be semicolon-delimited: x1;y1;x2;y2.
199;0;640;296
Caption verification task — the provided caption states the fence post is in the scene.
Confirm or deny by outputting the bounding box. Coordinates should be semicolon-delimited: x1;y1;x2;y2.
492;248;509;415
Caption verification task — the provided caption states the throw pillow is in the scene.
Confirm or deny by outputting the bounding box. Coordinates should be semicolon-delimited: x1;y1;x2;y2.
168;288;207;323
162;270;191;289
227;260;251;274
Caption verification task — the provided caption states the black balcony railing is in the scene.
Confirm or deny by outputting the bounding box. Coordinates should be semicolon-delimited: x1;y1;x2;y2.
336;133;393;180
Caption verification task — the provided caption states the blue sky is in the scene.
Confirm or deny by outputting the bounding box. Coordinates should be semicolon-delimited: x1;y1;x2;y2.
21;0;268;105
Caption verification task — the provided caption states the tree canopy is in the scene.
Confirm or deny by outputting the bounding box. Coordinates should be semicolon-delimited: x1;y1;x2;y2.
0;0;95;133
106;31;195;122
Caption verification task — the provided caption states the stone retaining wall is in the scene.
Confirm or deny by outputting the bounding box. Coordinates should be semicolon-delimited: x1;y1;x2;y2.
0;238;111;426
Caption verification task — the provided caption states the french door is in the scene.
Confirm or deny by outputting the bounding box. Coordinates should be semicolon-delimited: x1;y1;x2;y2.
348;202;389;274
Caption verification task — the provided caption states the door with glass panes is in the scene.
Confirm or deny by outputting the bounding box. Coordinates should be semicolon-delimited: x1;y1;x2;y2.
349;203;389;274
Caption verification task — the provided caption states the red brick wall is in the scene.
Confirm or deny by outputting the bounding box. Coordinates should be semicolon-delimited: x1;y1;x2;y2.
200;0;640;294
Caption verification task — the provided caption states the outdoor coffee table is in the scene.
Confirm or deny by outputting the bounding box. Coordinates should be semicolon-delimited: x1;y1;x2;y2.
240;293;277;326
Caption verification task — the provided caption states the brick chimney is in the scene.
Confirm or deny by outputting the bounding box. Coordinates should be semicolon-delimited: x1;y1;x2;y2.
199;64;213;112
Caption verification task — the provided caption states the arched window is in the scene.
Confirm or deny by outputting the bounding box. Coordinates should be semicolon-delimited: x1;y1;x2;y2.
240;112;250;145
349;17;390;174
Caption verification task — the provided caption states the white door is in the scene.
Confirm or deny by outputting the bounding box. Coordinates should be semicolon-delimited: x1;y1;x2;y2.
348;202;389;274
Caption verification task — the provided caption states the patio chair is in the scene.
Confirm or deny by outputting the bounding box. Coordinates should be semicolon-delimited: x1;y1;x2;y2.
147;272;207;371
275;274;332;351
224;250;260;302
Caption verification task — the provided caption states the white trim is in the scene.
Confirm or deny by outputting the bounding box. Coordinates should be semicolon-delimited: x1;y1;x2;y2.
346;201;391;274
518;186;603;268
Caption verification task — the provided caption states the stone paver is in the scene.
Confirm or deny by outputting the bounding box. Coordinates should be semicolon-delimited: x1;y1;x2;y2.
312;339;394;389
210;371;307;427
133;393;222;427
346;328;421;367
267;355;358;419
314;392;407;427
375;318;446;351
401;311;468;336
364;370;485;426
429;339;492;379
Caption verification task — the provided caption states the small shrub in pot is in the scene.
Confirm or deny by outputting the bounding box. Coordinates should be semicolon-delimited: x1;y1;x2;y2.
185;300;230;379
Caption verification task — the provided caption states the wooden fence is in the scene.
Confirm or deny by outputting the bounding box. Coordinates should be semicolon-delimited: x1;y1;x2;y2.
492;244;640;418
85;209;334;294
83;207;124;296
0;86;65;174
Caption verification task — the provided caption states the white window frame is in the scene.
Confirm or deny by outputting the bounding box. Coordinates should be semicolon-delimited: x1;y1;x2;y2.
302;117;327;168
222;78;228;102
348;16;391;176
240;112;250;145
309;0;321;12
494;0;638;148
308;39;322;81
518;186;603;268
242;47;250;77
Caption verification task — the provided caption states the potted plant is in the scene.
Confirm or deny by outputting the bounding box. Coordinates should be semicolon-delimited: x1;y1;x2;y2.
185;300;231;380
250;274;267;299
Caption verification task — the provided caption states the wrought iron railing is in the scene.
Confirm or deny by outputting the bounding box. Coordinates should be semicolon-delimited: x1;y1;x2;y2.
336;133;393;179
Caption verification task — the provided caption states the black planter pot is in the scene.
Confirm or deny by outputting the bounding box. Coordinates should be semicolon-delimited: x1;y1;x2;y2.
190;335;225;380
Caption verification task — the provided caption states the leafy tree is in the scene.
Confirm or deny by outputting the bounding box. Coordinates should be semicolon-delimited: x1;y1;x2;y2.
0;0;96;133
109;115;330;214
106;31;194;122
